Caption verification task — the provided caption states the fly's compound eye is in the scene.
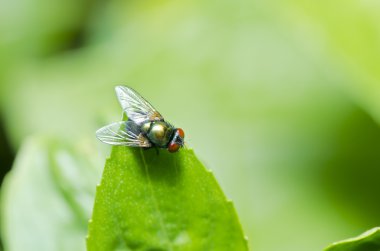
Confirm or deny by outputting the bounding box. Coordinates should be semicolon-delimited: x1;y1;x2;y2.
168;142;180;153
177;128;185;139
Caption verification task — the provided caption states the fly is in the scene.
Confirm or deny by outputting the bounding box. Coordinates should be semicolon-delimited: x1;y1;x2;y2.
96;86;185;153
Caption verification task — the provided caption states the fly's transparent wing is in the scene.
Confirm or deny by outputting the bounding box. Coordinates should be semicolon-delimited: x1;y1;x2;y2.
96;121;151;147
115;85;163;125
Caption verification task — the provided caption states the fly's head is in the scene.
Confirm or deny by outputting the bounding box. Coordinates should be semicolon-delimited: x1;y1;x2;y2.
168;128;185;153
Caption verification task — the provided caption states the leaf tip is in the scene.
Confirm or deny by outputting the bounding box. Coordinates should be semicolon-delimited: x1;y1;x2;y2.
324;227;380;251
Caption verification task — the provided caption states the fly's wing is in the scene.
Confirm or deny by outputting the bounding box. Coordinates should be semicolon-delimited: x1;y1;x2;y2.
115;85;163;125
96;121;151;147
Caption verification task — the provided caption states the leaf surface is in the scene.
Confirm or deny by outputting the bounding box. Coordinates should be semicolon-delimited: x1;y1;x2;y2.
87;147;248;251
325;227;380;251
1;136;101;251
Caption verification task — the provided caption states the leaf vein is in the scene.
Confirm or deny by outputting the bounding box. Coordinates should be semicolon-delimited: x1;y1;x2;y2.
139;149;173;250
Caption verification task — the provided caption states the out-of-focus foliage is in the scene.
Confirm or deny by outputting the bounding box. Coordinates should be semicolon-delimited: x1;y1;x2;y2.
325;227;380;251
88;147;247;251
1;136;101;251
0;0;379;250
287;0;380;122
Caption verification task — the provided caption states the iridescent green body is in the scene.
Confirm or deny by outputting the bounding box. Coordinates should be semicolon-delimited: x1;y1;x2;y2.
141;121;175;148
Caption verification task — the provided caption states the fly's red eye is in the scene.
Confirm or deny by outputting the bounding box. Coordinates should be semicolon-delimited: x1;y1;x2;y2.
168;142;180;153
177;128;185;138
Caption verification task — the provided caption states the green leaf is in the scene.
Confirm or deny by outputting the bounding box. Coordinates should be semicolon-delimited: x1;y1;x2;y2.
1;136;101;251
325;227;380;251
87;147;248;251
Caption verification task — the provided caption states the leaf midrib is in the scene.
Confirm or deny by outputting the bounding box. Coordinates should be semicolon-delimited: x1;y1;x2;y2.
139;148;173;251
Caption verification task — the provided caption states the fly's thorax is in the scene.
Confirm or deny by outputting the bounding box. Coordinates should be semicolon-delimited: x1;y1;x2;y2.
146;121;174;147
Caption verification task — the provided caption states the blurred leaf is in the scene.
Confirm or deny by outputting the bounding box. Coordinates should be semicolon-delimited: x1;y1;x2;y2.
1;136;101;251
325;227;380;251
87;146;248;251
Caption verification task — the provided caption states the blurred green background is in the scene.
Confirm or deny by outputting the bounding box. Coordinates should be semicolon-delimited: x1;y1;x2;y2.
1;0;380;251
